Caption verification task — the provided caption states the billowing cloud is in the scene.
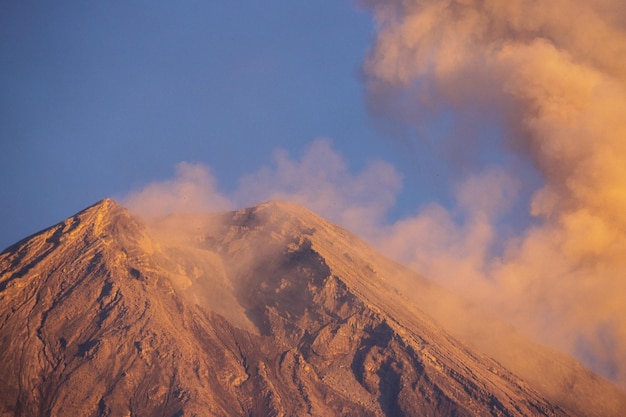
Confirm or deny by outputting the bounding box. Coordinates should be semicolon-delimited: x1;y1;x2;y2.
123;162;233;217
378;167;519;294
122;139;403;237
234;138;403;237
361;0;626;388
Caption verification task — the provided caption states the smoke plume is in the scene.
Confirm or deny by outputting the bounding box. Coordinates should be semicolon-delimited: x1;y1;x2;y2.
362;0;626;387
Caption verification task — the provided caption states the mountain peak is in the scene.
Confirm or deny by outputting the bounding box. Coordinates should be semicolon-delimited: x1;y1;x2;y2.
1;200;625;416
91;196;117;208
79;197;129;225
227;200;324;231
71;197;145;243
75;197;123;217
253;199;317;215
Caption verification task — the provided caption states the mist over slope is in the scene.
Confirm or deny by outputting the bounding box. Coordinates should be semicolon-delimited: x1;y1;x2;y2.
0;199;624;416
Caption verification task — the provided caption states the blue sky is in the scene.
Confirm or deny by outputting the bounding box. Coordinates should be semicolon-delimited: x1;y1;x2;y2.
1;0;438;250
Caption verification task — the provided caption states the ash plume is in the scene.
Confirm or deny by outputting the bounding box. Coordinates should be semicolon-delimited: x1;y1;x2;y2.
362;0;626;388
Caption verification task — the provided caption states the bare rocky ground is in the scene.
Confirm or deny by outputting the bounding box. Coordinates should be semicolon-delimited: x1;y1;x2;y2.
1;199;625;416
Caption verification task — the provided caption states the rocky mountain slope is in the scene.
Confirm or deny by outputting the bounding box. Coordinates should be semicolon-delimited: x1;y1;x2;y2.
0;199;624;416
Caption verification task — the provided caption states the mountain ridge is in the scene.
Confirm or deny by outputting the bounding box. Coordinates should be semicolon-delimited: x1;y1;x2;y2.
0;198;624;416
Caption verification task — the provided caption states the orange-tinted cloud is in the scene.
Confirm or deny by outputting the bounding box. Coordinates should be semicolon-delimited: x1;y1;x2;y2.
123;162;232;218
234;138;403;236
362;0;626;388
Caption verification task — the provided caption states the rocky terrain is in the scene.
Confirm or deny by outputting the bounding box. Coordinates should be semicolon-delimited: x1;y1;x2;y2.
1;199;625;416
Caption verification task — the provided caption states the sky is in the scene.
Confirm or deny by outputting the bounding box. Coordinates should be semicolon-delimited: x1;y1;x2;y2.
0;0;417;248
2;0;626;391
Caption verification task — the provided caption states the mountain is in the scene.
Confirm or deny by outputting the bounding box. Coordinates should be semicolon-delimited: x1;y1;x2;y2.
0;199;624;417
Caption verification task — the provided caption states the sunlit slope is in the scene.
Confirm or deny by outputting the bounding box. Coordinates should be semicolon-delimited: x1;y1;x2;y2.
0;199;623;416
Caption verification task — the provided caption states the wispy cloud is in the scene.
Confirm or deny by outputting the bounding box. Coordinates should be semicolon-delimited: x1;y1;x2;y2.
234;139;403;237
123;162;232;217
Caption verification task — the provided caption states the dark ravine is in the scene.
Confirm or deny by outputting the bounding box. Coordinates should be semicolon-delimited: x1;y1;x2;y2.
0;199;625;416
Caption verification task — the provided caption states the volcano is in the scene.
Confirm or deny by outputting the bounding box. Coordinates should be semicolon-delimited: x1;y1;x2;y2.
1;199;624;416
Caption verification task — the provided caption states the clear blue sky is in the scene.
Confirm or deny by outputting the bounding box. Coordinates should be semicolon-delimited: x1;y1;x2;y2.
1;0;445;250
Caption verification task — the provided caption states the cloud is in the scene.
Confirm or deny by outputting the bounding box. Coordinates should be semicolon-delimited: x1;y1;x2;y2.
361;0;626;388
123;162;233;218
122;138;403;238
119;1;626;389
234;138;403;237
378;167;518;294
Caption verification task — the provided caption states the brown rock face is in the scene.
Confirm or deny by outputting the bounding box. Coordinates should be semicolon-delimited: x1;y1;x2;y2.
0;199;624;416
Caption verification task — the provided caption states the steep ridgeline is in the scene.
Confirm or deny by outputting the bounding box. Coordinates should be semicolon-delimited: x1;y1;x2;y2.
0;199;624;417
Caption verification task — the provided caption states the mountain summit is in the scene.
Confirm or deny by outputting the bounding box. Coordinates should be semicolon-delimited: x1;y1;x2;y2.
1;199;624;416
